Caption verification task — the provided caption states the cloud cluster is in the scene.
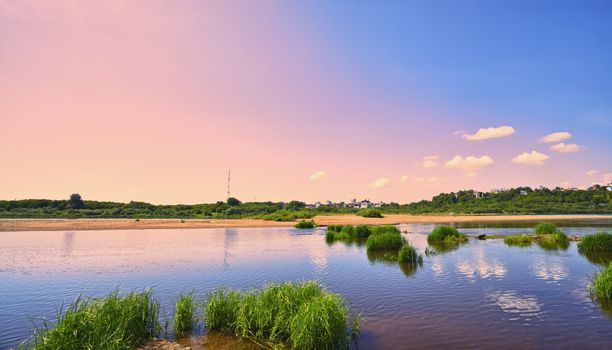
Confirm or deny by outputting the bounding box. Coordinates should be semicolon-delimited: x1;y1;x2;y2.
309;171;326;181
539;132;572;143
420;155;439;168
460;125;515;141
548;142;584;153
370;177;390;188
511;151;549;165
445;155;495;171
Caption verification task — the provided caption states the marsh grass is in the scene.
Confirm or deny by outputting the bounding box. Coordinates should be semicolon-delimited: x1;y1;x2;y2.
204;281;353;349
398;243;423;264
427;225;467;245
578;232;612;252
30;289;160;349
294;220;316;229
534;222;560;235
370;225;400;235
535;231;569;251
366;232;405;251
504;234;533;247
326;225;399;241
173;292;195;338
590;263;612;314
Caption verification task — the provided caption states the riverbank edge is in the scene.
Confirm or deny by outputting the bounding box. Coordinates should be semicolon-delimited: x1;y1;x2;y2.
1;214;611;232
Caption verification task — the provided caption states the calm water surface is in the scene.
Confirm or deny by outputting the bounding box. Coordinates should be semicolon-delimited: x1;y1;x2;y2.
1;220;612;349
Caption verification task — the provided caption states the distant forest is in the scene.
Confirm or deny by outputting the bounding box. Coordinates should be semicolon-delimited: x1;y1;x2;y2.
1;186;611;220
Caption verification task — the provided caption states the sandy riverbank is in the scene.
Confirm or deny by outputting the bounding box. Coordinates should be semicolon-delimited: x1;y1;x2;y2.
0;214;610;232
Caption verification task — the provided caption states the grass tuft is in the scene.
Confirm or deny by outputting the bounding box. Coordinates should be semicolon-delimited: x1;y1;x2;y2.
590;263;612;313
427;225;467;245
204;281;354;349
366;232;404;251
504;234;533;247
535;231;569;251
578;232;612;252
295;220;316;229
534;222;559;235
173;292;195;338
398;243;423;264
30;289;160;349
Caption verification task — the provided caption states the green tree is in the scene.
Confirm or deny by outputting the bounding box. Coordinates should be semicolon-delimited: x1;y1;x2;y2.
226;197;241;206
68;193;84;209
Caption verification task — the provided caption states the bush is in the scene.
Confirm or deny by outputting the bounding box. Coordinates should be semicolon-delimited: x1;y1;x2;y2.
357;209;383;218
31;290;160;349
398;243;423;264
535;222;559;235
427;225;467;244
295;220;316;229
204;281;352;349
173;292;195;337
366;232;405;251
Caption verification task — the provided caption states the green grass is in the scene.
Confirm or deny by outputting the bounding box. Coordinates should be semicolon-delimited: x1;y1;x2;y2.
326;225;344;233
590;263;612;312
326;225;399;241
370;225;400;235
173;292;195;338
427;225;467;245
578;232;612;252
295;220;316;229
354;225;372;238
503;234;533;247
366;232;405;251
534;222;559;235
204;281;352;349
30;289;160;349
356;208;383;218
535;231;570;250
398;243;423;264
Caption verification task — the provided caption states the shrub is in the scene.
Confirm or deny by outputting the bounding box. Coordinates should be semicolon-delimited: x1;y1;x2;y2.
31;290;160;349
173;292;195;337
398;243;423;264
534;222;559;235
366;232;404;251
295;220;316;229
427;225;467;244
357;209;383;218
504;234;533;247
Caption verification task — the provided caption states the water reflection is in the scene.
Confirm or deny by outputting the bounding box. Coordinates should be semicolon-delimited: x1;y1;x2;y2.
489;291;543;323
456;244;506;280
531;257;568;282
578;250;612;266
60;232;75;257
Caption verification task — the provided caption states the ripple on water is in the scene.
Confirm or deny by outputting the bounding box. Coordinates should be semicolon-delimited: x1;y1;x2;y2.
488;290;544;325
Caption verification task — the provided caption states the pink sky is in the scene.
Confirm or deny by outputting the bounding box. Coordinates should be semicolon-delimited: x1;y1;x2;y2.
1;1;610;204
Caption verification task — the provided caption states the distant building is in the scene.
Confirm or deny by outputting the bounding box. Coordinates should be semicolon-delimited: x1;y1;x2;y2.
607;183;612;191
520;190;528;196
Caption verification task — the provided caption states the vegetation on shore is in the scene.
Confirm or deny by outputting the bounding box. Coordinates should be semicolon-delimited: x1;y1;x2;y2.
356;208;383;218
294;220;316;229
29;290;161;349
204;281;355;349
2;185;610;219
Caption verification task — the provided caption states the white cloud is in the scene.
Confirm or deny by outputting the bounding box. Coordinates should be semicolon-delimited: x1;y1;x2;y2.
460;126;515;141
539;132;572;143
400;175;409;182
413;177;447;188
420;155;439;168
370;177;390;188
445;155;495;171
548;142;584;153
604;173;612;183
308;171;326;181
587;170;598;177
511;151;549;165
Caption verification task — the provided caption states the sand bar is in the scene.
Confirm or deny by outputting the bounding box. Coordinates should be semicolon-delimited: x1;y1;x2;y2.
0;214;610;232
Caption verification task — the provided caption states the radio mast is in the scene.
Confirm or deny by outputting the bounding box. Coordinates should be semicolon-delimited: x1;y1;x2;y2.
226;169;231;199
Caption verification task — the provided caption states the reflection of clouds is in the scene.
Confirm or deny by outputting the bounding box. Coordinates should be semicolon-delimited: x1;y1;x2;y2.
309;247;328;275
431;258;443;276
531;257;568;282
455;244;506;279
489;291;543;322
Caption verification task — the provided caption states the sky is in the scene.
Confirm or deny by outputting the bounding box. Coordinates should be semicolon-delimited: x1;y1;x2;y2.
1;0;611;204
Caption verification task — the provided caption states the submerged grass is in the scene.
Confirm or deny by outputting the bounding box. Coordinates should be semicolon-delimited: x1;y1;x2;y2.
173;292;195;338
204;281;353;349
504;234;533;247
294;220;316;229
398;243;423;264
30;289;160;350
366;232;405;251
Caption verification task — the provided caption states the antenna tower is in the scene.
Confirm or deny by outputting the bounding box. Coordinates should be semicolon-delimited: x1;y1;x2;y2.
227;170;231;199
